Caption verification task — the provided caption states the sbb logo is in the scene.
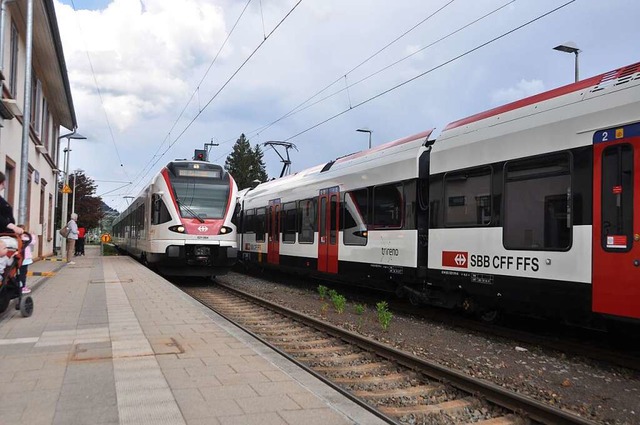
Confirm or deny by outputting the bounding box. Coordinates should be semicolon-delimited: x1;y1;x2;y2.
442;251;468;268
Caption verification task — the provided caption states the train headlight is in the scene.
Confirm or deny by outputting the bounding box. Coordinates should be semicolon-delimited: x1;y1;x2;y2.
219;226;233;234
169;225;186;233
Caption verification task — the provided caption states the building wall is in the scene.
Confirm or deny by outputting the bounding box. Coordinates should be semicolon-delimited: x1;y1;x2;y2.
0;1;70;259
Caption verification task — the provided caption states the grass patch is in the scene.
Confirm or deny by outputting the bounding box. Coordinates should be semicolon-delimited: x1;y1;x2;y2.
101;244;119;256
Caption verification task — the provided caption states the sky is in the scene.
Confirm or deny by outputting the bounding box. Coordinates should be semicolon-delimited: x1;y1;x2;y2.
53;0;640;212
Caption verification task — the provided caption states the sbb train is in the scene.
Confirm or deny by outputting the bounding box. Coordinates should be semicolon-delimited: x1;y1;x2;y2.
112;160;238;277
237;61;640;329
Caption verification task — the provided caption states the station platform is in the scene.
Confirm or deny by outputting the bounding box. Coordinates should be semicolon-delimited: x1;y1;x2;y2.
0;246;385;425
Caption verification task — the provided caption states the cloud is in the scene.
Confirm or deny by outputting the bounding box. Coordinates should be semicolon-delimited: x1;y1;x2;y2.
55;0;228;131
490;79;545;105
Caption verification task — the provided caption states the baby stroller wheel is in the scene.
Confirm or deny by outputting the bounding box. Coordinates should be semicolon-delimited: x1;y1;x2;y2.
19;296;33;317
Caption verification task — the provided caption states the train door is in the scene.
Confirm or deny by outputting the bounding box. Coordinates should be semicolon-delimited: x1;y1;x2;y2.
592;123;640;319
267;199;281;265
318;187;340;274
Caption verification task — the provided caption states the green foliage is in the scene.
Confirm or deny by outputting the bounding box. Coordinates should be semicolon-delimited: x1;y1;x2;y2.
318;285;328;300
101;244;119;256
328;289;338;300
56;170;105;230
354;303;366;315
331;293;347;314
224;134;268;189
376;301;393;331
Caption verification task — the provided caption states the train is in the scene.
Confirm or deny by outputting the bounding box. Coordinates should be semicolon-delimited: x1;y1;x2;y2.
236;61;640;329
112;159;238;277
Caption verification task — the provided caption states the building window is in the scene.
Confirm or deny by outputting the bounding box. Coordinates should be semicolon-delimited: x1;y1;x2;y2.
42;99;50;150
9;21;18;97
31;75;42;134
5;159;16;207
444;167;492;226
504;153;572;250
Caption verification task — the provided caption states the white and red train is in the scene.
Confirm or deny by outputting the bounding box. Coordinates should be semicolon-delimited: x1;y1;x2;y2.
112;160;238;277
237;61;640;328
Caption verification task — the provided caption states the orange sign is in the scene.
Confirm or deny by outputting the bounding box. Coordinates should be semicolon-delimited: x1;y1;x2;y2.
101;233;112;243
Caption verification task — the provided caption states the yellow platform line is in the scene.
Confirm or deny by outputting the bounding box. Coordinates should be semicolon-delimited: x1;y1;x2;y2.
27;271;55;277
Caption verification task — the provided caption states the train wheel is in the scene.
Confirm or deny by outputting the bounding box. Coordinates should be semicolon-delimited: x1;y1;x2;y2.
479;309;500;323
20;296;33;318
461;297;476;316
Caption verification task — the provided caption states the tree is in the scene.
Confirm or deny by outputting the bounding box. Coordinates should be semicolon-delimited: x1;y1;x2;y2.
56;171;105;230
225;134;268;189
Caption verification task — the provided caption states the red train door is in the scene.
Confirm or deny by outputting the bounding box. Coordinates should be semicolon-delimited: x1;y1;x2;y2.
318;187;339;274
592;123;640;319
267;199;281;265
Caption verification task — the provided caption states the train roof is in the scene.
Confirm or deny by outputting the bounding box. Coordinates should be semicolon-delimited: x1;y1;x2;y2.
246;129;433;198
430;61;640;174
438;61;640;140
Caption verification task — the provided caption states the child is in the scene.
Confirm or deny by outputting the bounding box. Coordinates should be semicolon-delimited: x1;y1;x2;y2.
17;224;35;294
0;239;10;278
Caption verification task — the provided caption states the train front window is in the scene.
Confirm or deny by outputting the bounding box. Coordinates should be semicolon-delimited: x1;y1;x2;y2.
504;153;572;251
172;180;229;219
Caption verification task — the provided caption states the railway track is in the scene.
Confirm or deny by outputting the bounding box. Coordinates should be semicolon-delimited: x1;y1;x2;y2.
182;283;599;425
232;270;640;372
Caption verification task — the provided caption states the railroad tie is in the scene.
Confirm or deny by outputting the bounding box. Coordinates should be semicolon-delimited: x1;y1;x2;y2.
379;398;473;416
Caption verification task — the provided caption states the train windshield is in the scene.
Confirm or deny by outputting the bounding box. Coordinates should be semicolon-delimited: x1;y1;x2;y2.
171;179;229;219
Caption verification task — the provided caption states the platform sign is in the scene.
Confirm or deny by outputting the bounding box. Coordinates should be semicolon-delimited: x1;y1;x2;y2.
101;233;112;243
62;185;72;194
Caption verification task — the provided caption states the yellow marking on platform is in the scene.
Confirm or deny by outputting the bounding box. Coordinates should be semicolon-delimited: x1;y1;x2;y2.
27;271;55;277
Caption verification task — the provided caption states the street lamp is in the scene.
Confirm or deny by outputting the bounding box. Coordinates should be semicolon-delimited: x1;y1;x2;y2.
71;169;82;216
356;128;372;150
553;41;580;83
58;131;87;260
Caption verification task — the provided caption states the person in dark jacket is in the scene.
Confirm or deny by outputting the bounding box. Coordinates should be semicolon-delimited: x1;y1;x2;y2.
0;172;24;236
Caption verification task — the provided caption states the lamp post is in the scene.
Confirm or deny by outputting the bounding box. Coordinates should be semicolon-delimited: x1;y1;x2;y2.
356;128;372;150
58;131;86;260
71;169;79;215
553;41;580;83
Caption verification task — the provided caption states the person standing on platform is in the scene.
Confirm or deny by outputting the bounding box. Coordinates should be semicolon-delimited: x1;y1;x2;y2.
0;172;24;236
17;224;35;294
75;226;86;256
66;213;79;264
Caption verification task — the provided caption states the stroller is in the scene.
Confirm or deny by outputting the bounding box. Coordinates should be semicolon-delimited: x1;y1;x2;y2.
0;233;34;317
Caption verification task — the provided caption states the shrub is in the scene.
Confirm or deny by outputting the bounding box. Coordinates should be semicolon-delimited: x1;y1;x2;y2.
318;285;328;300
331;293;347;314
376;301;393;331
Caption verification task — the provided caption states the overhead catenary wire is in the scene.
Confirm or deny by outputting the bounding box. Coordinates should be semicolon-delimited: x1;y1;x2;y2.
209;0;574;165
281;0;576;143
222;0;458;145
69;0;129;178
129;0;254;190
122;0;304;204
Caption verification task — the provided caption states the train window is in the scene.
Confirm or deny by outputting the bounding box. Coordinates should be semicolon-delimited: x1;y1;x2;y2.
330;194;338;245
244;208;255;233
299;198;316;244
255;207;266;242
504;153;571;251
601;144;633;252
151;194;172;225
444;167;491;226
344;191;367;245
372;183;403;229
283;202;297;243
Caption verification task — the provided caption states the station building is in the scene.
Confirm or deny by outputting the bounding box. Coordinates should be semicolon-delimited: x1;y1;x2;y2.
0;0;76;258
